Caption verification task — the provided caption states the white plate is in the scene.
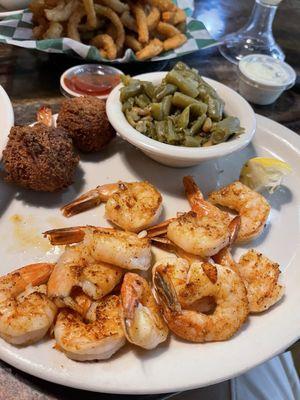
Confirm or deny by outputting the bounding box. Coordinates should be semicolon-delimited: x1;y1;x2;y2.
0;7;24;18
0;85;14;154
0;114;299;394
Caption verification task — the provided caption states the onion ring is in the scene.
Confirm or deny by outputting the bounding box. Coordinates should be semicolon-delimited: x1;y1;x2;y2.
45;0;78;22
95;0;129;15
130;2;149;44
136;38;163;60
157;21;181;38
163;33;187;51
94;4;125;53
90;33;117;60
125;34;142;52
147;6;160;31
82;0;97;29
67;6;86;42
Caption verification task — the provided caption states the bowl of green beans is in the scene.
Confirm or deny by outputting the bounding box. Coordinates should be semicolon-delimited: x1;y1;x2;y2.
106;62;256;167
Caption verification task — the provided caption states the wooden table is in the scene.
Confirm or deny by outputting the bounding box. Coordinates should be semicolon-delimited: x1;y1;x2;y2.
0;1;299;398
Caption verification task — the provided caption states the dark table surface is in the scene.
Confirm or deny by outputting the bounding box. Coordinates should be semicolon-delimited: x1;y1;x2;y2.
0;1;299;399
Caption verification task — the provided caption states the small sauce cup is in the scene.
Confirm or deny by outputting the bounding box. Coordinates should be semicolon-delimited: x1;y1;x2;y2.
60;64;124;99
238;54;296;105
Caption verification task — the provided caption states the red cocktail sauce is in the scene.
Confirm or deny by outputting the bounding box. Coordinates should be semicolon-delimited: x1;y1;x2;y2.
64;73;121;96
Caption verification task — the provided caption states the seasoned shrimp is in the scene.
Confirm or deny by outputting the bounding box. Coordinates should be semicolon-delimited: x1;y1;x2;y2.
121;273;168;349
148;177;232;258
153;259;248;342
48;242;123;308
0;263;57;345
151;236;204;264
54;295;126;361
238;250;284;312
208;181;270;243
61;181;163;233
167;211;231;258
44;226;152;271
213;248;284;312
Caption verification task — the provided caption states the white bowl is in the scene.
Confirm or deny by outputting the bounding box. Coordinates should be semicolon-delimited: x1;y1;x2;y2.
0;0;29;10
106;72;256;167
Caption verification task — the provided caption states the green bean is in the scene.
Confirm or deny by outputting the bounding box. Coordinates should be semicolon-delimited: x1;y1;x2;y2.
154;121;166;142
122;97;134;112
177;106;190;129
162;95;172;118
165;119;179;144
166;70;199;98
151;102;164;121
135;94;151;108
120;82;142;102
211;116;242;144
184;135;204;147
172;92;208;114
120;74;131;86
189;103;207;117
206;95;224;122
141;81;155;99
120;62;244;148
190;114;206;135
155;83;177;101
197;77;220;101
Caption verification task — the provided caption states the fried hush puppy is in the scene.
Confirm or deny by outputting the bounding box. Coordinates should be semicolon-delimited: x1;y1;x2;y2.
57;96;115;153
2;123;79;192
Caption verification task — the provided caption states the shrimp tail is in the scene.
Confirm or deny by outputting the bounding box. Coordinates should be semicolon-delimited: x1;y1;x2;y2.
61;187;105;217
0;263;55;299
43;226;87;245
151;236;175;251
146;218;176;238
183;176;210;216
36;106;53;127
153;269;181;314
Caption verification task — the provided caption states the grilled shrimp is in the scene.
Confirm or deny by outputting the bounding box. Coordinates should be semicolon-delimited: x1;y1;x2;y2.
213;248;284;312
238;250;284;312
153;258;248;342
120;273;168;349
167;211;231;258
61;181;163;233
148;210;231;258
54;295;126;361
44;226;152;271
208;181;270;243
147;176;232;258
47;242;123;309
0;263;57;345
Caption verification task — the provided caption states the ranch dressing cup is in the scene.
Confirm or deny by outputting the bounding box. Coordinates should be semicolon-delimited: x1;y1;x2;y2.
238;54;296;105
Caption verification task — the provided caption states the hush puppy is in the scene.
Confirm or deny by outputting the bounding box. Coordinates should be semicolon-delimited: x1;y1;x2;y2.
2;123;79;192
57;96;115;152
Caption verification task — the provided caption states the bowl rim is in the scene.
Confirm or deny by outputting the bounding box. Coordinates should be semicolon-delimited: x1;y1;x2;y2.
106;71;256;160
60;64;124;100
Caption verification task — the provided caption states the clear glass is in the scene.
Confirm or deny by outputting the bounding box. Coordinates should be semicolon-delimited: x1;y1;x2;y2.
219;0;285;64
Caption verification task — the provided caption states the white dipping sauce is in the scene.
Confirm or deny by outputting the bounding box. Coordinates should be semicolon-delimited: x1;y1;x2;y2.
238;54;296;105
240;56;290;86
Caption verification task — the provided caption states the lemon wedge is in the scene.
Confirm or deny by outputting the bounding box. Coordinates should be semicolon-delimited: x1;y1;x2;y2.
240;157;292;193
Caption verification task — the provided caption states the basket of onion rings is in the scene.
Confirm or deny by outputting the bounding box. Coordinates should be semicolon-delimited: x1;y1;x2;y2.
0;0;216;62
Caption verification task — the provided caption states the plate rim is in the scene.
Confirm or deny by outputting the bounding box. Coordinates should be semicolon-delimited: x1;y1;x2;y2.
0;113;300;394
0;85;14;156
